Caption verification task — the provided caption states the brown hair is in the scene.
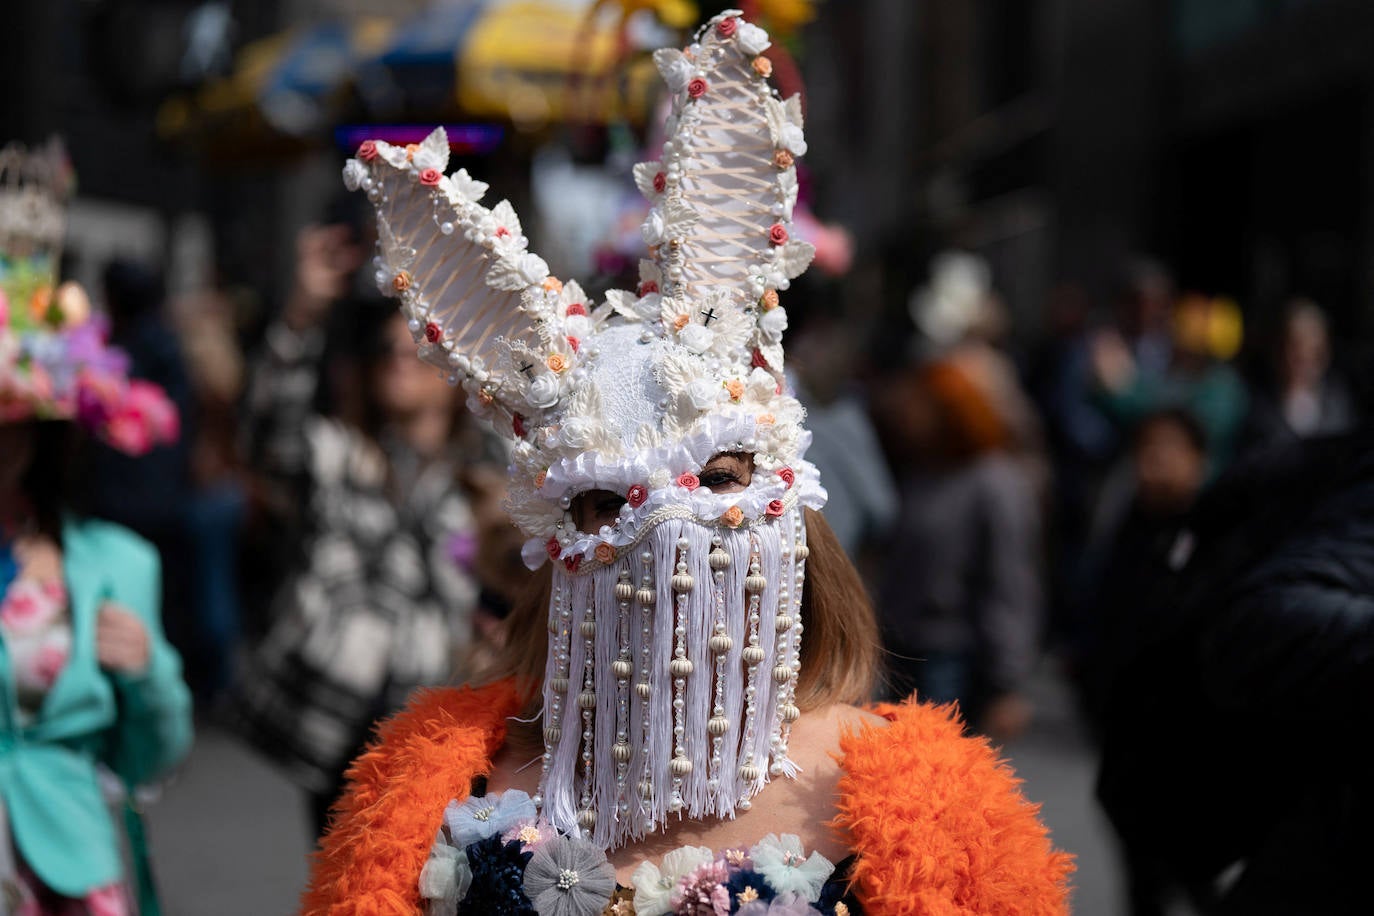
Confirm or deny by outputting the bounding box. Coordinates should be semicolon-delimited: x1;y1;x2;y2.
920;360;1008;460
480;508;881;717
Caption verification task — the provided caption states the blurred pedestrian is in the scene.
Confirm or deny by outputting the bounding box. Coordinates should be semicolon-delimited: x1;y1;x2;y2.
1;203;192;913
876;357;1042;742
1097;426;1374;915
1243;298;1356;452
232;224;506;838
1072;408;1209;734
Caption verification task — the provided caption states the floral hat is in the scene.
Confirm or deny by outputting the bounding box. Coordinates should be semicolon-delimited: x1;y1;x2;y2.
0;140;179;455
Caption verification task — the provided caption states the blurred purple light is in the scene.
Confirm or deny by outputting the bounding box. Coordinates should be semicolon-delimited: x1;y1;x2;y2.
333;124;505;156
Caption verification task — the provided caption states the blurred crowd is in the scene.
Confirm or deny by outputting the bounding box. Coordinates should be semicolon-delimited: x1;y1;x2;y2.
74;213;1373;911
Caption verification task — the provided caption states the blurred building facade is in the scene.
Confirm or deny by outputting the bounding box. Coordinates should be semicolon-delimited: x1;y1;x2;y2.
809;0;1374;345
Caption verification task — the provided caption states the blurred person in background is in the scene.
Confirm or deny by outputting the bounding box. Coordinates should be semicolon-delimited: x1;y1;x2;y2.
1092;292;1249;470
1242;298;1356;452
85;260;198;691
1071;408;1209;736
1097;424;1374;915
875;356;1042;742
173;280;249;704
1;260;191;912
232;224;507;838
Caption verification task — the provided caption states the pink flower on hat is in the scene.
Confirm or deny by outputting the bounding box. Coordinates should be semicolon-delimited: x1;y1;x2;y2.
688;78;709;100
717;17;739;38
547;537;562;561
677;473;700;491
766;500;786;517
419;168;443;187
565;302;588;317
358;141;378;162
777;467;795;488
768;223;789;246
627;484;648;508
653;172;667;194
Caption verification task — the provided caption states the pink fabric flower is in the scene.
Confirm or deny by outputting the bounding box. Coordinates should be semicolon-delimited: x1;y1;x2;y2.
717;17;739;38
687;78;709;99
563;554;582;573
358;140;378;162
419;168;443;187
768;223;789;246
766;500;786;517
627;484;648;508
425;322;443;343
567;336;580;352
777;467;795;488
671;859;730;915
653;172;667;194
677;473;700;491
565;302;588;317
751;348;768;369
547;537;562;561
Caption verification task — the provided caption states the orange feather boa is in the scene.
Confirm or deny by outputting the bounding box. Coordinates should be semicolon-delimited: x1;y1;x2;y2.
301;681;1073;915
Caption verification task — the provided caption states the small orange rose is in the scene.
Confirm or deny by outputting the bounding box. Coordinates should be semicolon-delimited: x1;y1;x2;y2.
404;143;419;161
594;543;617;564
725;379;745;401
547;353;569;373
543;277;563;293
752;56;773;78
392;271;412;293
756;413;775;426
721;506;745;528
760;289;780;311
534;470;548;488
673;313;691;331
477;388;495;406
773;149;794;170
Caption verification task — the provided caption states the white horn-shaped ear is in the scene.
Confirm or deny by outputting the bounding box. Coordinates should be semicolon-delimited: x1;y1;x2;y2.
343;127;559;437
642;12;815;325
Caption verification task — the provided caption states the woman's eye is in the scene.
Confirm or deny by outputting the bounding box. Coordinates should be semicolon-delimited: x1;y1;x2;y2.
700;471;738;487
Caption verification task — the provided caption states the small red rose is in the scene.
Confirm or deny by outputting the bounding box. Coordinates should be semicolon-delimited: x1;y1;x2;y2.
751;348;768;369
424;322;442;343
495;226;511;239
626;484;648;508
419;168;443;187
546;537;562;561
653;172;667;194
717;17;738;37
358;140;378;161
687;78;709;100
766;499;786;517
777;467;796;488
677;473;700;491
564;554;582;573
567;336;580;352
513;414;526;437
565;302;588;316
768;223;789;246
638;280;659;296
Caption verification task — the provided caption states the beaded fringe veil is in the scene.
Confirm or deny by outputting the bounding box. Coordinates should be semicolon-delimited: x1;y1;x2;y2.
537;508;808;849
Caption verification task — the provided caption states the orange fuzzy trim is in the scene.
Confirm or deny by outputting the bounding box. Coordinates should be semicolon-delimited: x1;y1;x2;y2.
300;682;521;916
831;699;1075;914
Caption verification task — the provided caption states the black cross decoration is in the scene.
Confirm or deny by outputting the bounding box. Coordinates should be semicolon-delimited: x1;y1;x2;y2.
518;361;536;378
700;307;720;327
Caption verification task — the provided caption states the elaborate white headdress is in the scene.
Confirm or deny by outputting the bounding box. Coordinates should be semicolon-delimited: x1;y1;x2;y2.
345;10;824;848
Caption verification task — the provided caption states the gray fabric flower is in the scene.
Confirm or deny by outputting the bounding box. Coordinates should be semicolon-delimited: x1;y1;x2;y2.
522;834;616;916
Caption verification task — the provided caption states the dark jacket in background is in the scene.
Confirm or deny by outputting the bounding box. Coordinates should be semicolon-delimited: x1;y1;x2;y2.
1097;427;1374;914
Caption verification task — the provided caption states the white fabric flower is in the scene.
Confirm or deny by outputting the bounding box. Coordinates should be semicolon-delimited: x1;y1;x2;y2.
563;315;591;339
631;845;714;916
748;834;834;902
653;48;693;93
778;124;807;156
678;323;713;354
747;367;777;401
448;168;488;203
760;306;789;341
527;374;561;409
737;21;772;56
641;209;667;246
686;377;723;411
341;160;367;191
516;252;549;285
419;844;470;913
560;418;597;449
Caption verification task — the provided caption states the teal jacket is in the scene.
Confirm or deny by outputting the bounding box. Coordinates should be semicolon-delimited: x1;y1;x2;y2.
0;518;192;897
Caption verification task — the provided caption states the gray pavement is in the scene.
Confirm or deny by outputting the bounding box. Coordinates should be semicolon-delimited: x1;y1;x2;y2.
142;665;1123;914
